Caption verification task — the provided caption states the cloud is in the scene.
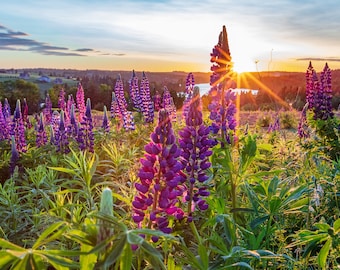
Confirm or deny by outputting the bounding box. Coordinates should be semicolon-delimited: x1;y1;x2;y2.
0;24;92;56
296;57;340;62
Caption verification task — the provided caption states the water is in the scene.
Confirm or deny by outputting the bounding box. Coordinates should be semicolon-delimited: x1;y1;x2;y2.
195;83;258;96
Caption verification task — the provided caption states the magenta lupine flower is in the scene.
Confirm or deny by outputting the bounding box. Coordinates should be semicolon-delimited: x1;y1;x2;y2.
101;105;110;132
54;110;69;153
179;87;214;221
182;72;195;121
133;109;185;235
11;100;27;152
78;98;94;152
76;82;86;122
10;136;19;175
162;86;177;121
306;61;316;110
316;63;333;120
140;71;154;123
43;94;52;124
35;113;48;147
58;88;66;111
129;70;142;111
208;26;237;144
50;111;60;138
22;98;31;128
0;101;10;141
153;90;162;112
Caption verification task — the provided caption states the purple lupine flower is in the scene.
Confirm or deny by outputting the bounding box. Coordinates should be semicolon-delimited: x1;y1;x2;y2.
78;98;94;152
114;74;135;131
179;87;214;221
140;71;154;123
11;100;27;152
268;114;280;133
101;105;110;132
3;98;11;119
76;82;86;122
182;72;195;121
162;86;177;121
54;110;69;153
58;88;66;111
305;61;316;110
10;136;19;175
153;90;162;112
317;63;333;120
0;101;10;141
298;103;310;139
43;94;52;124
132;109;185;234
129;70;142;111
67;103;78;138
208;26;237;145
35;113;48;147
50;111;60;138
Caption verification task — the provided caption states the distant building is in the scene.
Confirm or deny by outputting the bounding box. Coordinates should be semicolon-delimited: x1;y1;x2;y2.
19;71;30;79
38;75;51;83
54;78;63;84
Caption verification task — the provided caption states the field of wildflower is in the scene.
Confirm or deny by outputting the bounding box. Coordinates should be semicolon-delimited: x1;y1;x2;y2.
0;26;339;270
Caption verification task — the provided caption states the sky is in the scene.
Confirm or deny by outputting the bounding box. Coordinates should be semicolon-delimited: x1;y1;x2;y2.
0;0;340;73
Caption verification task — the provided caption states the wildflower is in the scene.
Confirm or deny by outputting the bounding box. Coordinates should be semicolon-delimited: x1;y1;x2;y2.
182;72;195;121
140;71;154;123
43;94;52;124
22;98;31;128
67;104;78;138
11;100;27;152
78;98;94;152
54;110;69;153
153;90;162;112
129;70;142;111
208;25;237;144
101;105;110;132
298;103;310;138
0;101;10;141
162;86;177;121
35;113;48;147
132;109;184;234
179;87;214;221
268;114;280;133
76;82;86;122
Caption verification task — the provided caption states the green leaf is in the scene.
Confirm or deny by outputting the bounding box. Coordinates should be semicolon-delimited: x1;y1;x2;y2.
250;215;269;230
126;231;144;245
198;243;209;269
33;221;67;249
223;261;253;269
48;166;77;175
102;236;127;268
317;238;331;269
80;243;97;270
0;238;26;251
0;251;17;268
119;242;132;270
334;218;340;233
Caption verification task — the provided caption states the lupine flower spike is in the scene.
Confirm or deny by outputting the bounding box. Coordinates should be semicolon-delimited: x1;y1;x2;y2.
78;98;94;152
208;25;237;145
0;101;10;141
101;105;110;132
182;72;195;121
76;82;86;122
140;71;154;123
162;86;177;121
54;110;69;153
179;86;214;221
97;187;114;244
36;113;48;147
11;100;27;152
133;109;184;236
129;70;142;111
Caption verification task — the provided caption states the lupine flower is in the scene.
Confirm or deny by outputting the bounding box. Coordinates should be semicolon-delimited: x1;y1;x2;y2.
208;25;237;144
132;109;185;235
182;72;195;121
110;92;119;119
58;88;66;111
50;111;60;137
178;86;214;221
140;71;154;123
162;86;177;121
67;103;78;138
3;98;11;119
298;103;310;138
78;98;94;152
66;94;75;122
101;105;110;132
0;101;10;141
11;100;27;152
76;82;86;122
114;74;135;131
22;98;31;128
54;110;69;153
305;61;316;110
43;94;52;124
129;70;142;111
153;90;162;112
10;136;19;175
35;113;48;147
268;114;280;133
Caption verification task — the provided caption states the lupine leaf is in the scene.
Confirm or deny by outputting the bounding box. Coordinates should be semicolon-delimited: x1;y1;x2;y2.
317;238;331;269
